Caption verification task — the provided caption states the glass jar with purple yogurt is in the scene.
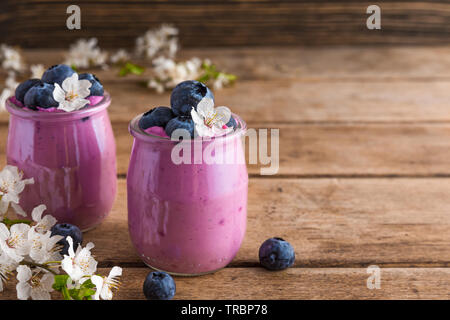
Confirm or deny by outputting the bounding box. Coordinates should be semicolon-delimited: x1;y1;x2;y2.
5;64;117;231
128;80;248;275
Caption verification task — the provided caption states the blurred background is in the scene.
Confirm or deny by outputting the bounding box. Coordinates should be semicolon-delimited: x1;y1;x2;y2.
2;0;449;48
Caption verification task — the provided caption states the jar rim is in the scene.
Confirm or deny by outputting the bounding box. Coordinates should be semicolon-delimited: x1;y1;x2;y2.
129;112;248;144
5;92;111;122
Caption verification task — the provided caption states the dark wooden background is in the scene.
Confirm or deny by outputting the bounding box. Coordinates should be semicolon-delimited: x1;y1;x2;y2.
1;1;450;48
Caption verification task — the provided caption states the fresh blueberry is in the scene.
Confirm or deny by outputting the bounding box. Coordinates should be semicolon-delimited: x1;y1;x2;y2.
78;73;104;96
143;271;176;300
170;80;214;116
41;64;75;86
259;237;295;271
139;106;175;130
24;83;58;109
226;116;237;129
50;223;83;256
15;79;43;104
165;116;195;138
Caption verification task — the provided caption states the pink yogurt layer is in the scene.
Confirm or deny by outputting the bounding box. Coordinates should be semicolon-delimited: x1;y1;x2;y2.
144;126;169;138
10;96;104;112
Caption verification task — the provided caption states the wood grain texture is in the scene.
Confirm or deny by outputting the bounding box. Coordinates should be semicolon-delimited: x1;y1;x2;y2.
2;122;450;176
2;268;450;300
3;47;450;125
84;178;450;268
2;123;450;176
3;1;450;47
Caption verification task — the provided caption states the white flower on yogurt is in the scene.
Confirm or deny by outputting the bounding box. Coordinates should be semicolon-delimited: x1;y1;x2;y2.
0;165;34;218
61;236;97;281
191;97;232;137
53;73;92;112
16;265;54;300
91;266;122;300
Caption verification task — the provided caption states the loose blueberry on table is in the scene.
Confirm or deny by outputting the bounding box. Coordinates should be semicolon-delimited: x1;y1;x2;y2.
143;271;176;300
50;223;83;255
259;237;295;271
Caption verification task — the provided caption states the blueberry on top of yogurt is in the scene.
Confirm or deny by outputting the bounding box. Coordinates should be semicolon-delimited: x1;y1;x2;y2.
139;80;235;139
14;64;105;112
170;80;214;117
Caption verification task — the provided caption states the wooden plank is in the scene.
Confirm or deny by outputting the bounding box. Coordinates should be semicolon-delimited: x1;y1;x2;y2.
3;123;450;176
103;80;450;124
5;2;450;48
5;80;450;124
4;79;450;124
2;268;450;299
84;178;450;268
16;47;450;81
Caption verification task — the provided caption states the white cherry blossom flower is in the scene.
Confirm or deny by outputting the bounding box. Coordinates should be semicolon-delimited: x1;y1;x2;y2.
0;251;18;292
64;38;108;69
30;64;45;79
0;88;12;112
61;236;97;282
148;56;202;93
91;266;122;300
16;265;54;300
110;49;130;64
191;97;232;137
0;165;34;218
136;24;178;59
0;72;19;113
53;73;91;112
31;205;56;234
0;44;24;72
0;223;31;262
28;228;63;264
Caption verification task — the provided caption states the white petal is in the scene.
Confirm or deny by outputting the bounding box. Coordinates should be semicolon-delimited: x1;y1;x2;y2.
0;200;8;215
62;73;79;93
108;266;122;279
61;256;74;277
215;106;231;124
53;84;66;103
77;79;92;98
190;108;203;125
16;282;31;300
31;289;51;300
40;273;55;291
31;204;47;222
10;223;30;236
0;223;10;240
16;265;32;282
91;275;103;300
196;97;214;118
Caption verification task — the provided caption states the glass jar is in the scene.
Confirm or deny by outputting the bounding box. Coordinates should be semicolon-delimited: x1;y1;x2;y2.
5;94;117;231
127;114;248;275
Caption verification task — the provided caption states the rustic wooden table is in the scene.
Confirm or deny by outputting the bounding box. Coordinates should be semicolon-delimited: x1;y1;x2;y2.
2;46;450;299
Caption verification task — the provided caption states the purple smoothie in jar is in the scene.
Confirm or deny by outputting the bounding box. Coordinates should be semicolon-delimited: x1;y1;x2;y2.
127;114;248;275
5;93;117;231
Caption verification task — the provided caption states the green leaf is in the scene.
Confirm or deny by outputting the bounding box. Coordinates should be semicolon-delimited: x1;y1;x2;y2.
52;275;70;291
61;286;72;300
119;62;145;77
70;65;78;72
